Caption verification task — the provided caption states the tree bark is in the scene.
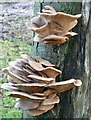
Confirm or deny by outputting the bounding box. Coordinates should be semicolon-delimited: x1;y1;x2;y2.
59;1;91;118
27;1;90;119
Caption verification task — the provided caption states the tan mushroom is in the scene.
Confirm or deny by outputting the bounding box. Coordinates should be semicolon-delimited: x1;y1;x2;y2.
28;75;55;84
27;22;50;37
42;5;57;14
28;109;47;116
7;76;17;84
41;95;60;105
32;93;46;97
42;35;69;45
31;15;46;28
9;61;23;71
1;83;18;91
15;99;39;110
12;83;46;93
28;60;62;78
65;32;78;37
37;104;54;111
26;6;81;45
47;79;82;93
43;89;55;97
31;11;81;37
2;67;28;83
35;56;55;67
8;91;46;102
39;12;81;34
40;67;62;78
1;55;82;116
34;32;77;45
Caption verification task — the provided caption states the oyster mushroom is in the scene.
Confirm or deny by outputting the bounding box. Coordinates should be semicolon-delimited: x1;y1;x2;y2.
28;109;47;116
42;35;69;45
28;75;55;84
2;67;28;83
12;83;46;93
41;95;60;105
29;8;81;37
35;56;55;67
8;91;46;102
28;59;62;78
1;83;18;91
39;12;81;34
37;104;54;111
1;54;82;116
42;5;57;14
27;6;81;45
15;99;39;110
47;79;82;93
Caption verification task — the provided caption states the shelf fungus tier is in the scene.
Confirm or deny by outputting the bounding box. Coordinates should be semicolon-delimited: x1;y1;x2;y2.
1;54;82;116
26;5;81;45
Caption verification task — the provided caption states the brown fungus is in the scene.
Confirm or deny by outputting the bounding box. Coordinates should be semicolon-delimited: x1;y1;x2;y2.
26;6;81;45
1;54;82;116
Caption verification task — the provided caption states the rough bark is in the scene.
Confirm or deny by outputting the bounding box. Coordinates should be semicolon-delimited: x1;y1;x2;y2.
25;1;90;119
59;1;91;118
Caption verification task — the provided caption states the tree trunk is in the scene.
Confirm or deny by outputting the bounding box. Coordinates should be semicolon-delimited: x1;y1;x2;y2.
59;1;91;118
25;1;90;119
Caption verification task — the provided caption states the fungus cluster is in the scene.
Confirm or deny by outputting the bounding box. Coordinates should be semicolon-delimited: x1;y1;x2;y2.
1;54;82;116
26;6;81;45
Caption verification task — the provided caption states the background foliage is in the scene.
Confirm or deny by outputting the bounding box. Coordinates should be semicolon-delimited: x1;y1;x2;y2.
0;38;32;118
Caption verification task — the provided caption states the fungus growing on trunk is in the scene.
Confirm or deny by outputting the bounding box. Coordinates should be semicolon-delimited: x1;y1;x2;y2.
1;54;82;116
26;6;81;45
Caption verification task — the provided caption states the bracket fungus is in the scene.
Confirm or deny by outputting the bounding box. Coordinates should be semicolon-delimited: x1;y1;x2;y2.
26;6;81;45
1;54;82;116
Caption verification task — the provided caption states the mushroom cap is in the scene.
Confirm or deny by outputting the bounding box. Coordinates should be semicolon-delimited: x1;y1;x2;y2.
65;32;78;37
27;12;81;37
29;22;50;36
37;104;54;111
33;32;77;45
8;91;46;102
43;89;55;97
28;75;55;84
28;109;47;116
2;67;28;83
9;59;28;70
42;35;69;45
39;12;81;36
28;60;62;78
1;83;18;91
35;56;55;67
27;21;63;36
12;83;46;93
41;95;60;105
28;59;44;71
47;79;82;93
42;5;57;14
21;54;34;61
32;93;46;97
40;67;62;78
7;76;17;84
31;15;46;27
26;5;82;45
43;40;66;45
74;79;82;86
1;54;82;116
15;99;39;110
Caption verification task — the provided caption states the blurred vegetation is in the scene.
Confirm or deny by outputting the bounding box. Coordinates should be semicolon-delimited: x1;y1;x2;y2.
0;38;32;118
